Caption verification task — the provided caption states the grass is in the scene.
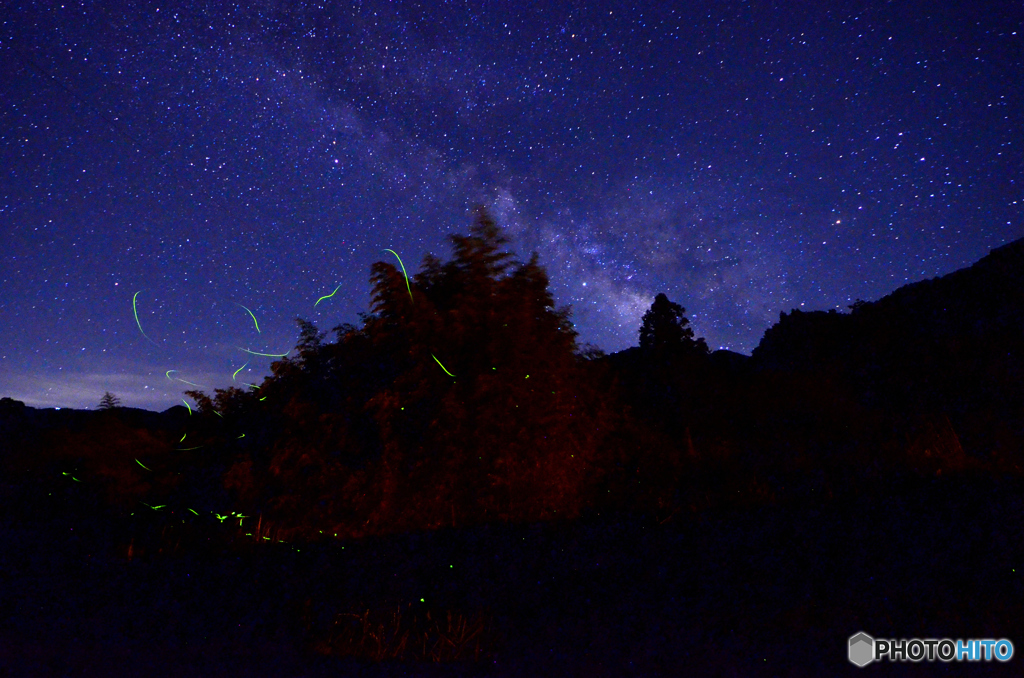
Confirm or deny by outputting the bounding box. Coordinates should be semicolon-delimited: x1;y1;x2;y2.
311;604;496;663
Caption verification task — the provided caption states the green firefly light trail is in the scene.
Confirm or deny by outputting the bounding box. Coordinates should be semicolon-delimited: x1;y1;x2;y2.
232;362;248;381
135;458;151;471
236;347;290;358
314;284;342;307
384;249;413;301
132;291;158;345
235;303;260;333
165;370;205;388
432;354;455;377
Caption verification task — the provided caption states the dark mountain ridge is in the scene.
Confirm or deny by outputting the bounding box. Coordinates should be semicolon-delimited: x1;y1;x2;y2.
753;236;1024;375
5;235;1023;498
748;236;1024;461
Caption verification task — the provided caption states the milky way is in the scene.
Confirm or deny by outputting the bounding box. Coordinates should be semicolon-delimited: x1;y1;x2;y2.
1;1;1021;409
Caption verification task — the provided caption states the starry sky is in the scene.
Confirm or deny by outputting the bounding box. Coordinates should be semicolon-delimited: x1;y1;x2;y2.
2;1;1022;410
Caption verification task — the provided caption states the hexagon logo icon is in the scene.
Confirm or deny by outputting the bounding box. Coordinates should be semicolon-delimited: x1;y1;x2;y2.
849;632;875;667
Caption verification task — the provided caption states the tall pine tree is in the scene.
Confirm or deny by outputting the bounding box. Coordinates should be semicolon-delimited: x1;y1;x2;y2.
639;293;709;355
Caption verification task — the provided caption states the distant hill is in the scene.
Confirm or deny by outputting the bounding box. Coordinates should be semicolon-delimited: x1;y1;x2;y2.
751;236;1024;455
0;397;187;432
0;397;189;475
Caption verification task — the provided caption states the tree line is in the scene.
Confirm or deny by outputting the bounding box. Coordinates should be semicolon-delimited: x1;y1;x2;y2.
175;209;715;538
12;208;1021;539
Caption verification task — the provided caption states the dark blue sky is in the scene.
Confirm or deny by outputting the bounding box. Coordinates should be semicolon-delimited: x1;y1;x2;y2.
2;0;1021;410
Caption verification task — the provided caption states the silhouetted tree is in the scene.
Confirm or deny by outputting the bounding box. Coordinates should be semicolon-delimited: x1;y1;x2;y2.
177;207;623;538
98;391;121;410
360;207;605;528
848;298;868;313
638;293;709;355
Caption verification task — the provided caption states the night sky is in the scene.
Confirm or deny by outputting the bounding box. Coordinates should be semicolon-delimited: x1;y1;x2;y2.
2;1;1021;410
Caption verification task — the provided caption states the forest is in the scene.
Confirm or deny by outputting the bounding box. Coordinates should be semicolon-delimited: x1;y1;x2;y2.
2;210;1023;675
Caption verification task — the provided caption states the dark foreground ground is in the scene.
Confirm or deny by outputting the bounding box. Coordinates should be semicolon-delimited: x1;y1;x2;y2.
1;474;1022;677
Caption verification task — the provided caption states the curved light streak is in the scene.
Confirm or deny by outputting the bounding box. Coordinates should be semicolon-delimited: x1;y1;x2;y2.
234;303;260;333
432;353;455;378
314;284;342;307
132;291;158;345
384;249;413;301
165;369;205;388
235;347;290;358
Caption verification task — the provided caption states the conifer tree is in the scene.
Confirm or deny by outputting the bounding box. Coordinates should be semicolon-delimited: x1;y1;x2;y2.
98;391;121;410
639;293;709;355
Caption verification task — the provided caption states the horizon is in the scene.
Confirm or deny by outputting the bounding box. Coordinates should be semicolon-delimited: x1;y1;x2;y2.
4;230;1017;411
3;1;1021;410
